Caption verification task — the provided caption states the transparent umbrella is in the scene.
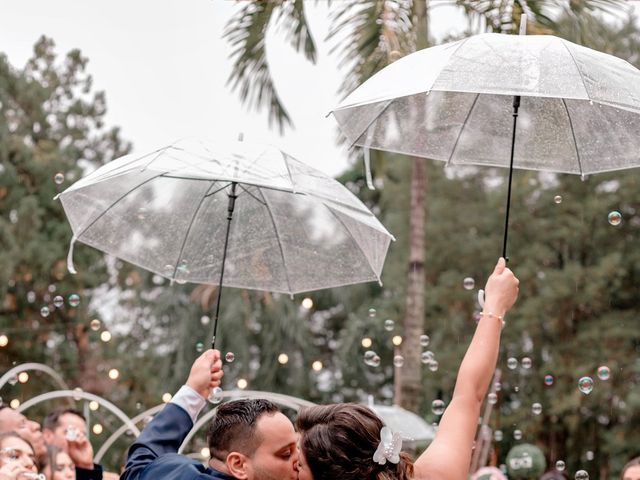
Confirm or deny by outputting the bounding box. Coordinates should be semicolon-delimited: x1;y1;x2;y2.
57;138;394;350
331;21;640;259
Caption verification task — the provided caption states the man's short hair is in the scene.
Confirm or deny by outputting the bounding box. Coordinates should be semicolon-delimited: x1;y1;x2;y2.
206;399;279;460
42;408;86;431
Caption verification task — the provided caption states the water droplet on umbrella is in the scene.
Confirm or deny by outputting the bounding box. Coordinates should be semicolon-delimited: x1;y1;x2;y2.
384;319;394;331
90;319;101;331
196;342;204;353
507;357;518;370
554;195;562;204
578;376;594;394
575;470;589;480
40;306;50;317
608;211;622;226
555;460;565;471
225;352;235;363
420;334;430;347
488;393;498;405
209;387;223;404
431;399;445;415
53;296;64;308
463;277;475;290
522;357;532;369
54;172;65;184
393;355;404;367
597;366;610;380
544;374;554;386
532;403;542;415
513;429;522;440
68;294;80;307
368;308;376;317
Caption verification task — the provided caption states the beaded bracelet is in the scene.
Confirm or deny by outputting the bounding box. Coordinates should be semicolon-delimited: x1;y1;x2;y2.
479;311;505;328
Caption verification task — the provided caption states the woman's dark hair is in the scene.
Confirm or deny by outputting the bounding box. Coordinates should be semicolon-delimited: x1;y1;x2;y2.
621;456;640;479
42;444;69;476
296;403;414;480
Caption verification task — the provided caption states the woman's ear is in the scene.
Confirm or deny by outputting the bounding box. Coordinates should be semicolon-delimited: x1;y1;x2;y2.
226;452;249;480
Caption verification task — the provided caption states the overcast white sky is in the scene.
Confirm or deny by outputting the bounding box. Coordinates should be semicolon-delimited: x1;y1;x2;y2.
0;0;472;176
1;1;638;176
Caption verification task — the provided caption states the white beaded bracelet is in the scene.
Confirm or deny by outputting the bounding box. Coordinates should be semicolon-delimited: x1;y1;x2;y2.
480;311;505;328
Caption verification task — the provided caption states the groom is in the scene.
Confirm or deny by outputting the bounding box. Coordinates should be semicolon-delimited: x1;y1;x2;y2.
121;349;300;480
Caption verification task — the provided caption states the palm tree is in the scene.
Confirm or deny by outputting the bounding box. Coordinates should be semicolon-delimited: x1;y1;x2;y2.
223;0;626;412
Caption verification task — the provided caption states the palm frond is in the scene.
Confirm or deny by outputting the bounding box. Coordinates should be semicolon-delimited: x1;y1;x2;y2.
275;0;318;63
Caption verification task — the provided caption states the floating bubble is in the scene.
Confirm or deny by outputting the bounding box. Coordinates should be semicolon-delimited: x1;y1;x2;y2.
597;365;610;381
578;376;594;395
393;355;404;367
364;351;380;367
54;172;65;184
494;382;502;392
507;357;518;370
463;277;475;290
554;195;563;204
135;402;142;410
421;351;433;364
195;342;204;353
208;387;223;404
225;352;235;363
420;334;430;347
431;399;445;415
428;360;439;372
544;374;554;386
90;319;101;331
513;429;523;440
27;291;36;303
522;357;532;369
575;470;589;480
488;393;498;405
585;451;594;461
368;308;377;318
532;403;542;415
608;211;622;226
555;460;566;471
68;294;80;307
370;355;381;367
200;315;210;325
53;296;64;308
384;319;394;331
8;375;17;386
40;306;50;317
494;430;503;442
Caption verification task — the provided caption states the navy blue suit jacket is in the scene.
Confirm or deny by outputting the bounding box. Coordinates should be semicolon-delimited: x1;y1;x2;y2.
121;402;234;480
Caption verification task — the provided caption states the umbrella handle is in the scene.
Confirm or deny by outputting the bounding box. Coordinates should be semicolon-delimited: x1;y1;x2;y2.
502;95;520;262
211;182;238;349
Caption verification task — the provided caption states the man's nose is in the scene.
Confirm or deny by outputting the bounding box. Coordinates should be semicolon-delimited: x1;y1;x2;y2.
29;420;40;432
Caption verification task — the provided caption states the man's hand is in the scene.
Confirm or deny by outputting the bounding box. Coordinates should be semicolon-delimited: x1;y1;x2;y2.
186;349;223;398
67;431;95;470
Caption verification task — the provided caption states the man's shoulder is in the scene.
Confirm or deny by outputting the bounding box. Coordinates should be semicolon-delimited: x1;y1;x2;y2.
146;454;231;479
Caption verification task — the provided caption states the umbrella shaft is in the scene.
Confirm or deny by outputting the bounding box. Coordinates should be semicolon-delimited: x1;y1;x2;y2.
212;182;238;349
502;95;520;261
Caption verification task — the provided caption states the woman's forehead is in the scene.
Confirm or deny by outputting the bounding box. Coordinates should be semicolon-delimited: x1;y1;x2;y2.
1;436;33;452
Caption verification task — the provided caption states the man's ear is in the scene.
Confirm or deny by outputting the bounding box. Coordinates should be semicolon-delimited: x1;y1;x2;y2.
226;452;250;480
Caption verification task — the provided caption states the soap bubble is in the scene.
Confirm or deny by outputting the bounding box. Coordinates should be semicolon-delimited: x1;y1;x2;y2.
419;334;430;347
608;211;622;226
544;374;554;386
507;357;518;370
208;387;223;404
575;470;589;480
578;376;594;395
488;393;498;405
428;360;439;372
384;319;395;331
53;296;64;308
555;460;565;471
494;430;503;442
90;319;101;331
431;399;445;415
463;277;475;290
68;294;80;307
393;355;404;367
225;352;235;363
368;308;376;317
521;357;532;369
597;366;610;381
554;195;562;204
195;342;204;353
40;306;50;317
531;403;542;415
54;172;65;184
513;429;523;440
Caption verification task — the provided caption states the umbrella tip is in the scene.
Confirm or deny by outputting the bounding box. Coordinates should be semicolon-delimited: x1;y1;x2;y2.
519;14;527;35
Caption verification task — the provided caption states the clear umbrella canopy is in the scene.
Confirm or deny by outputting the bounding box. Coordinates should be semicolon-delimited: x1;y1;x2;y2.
332;33;640;175
58;138;394;295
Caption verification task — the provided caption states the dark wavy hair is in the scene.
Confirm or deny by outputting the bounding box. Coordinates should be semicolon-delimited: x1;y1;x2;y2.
296;403;414;480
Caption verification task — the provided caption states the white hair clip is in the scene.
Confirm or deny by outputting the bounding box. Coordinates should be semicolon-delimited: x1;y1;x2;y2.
372;426;402;465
